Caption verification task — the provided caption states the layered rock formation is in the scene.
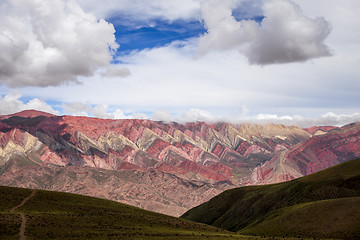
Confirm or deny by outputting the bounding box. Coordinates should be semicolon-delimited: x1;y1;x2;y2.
0;110;359;216
250;123;360;184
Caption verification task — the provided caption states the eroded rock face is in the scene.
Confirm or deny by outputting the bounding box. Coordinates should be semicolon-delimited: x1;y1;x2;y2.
0;110;359;216
250;123;360;185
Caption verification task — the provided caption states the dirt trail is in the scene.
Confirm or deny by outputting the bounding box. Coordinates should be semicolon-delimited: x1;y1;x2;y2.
10;190;36;240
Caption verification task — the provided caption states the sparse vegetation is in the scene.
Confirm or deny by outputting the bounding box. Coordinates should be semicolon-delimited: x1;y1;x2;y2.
182;158;360;239
0;186;252;239
241;197;360;239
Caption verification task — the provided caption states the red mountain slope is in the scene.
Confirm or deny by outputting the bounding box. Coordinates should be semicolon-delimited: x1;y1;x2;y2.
0;110;359;216
250;123;360;184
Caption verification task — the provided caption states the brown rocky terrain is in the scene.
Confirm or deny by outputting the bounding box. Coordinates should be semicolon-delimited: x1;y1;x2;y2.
0;110;359;216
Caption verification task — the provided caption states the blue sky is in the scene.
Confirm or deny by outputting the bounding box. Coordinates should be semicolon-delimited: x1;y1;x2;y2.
111;18;206;54
109;7;264;54
0;0;360;127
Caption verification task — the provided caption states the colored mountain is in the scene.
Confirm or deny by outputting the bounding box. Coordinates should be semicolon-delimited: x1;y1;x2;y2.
250;122;360;184
0;110;359;217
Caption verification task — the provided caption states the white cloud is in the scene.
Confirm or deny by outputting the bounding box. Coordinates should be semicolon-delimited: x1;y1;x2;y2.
112;109;127;119
175;109;360;127
293;0;360;45
25;98;59;115
233;112;360;127
198;0;258;53
315;112;360;127
63;102;110;118
0;0;118;87
180;108;216;123
249;0;331;64
91;104;110;119
62;102;89;116
256;113;293;121
150;107;360;127
152;110;172;122
4;0;358;126
131;112;149;119
62;102;149;119
24;29;359;121
1;94;358;127
0;92;59;115
100;66;131;78
199;0;331;64
76;0;200;21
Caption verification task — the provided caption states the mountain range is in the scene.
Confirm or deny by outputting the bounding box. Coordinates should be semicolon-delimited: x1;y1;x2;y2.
2;158;359;239
0;110;359;216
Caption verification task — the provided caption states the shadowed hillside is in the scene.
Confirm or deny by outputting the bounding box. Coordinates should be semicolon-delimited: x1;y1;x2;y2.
181;158;360;239
0;186;252;240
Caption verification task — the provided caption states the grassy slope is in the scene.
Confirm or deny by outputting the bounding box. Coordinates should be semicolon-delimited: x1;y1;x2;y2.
181;158;360;239
241;197;360;239
0;186;253;240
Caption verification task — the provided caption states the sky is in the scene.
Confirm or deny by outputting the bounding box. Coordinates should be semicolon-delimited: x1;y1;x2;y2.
0;0;359;127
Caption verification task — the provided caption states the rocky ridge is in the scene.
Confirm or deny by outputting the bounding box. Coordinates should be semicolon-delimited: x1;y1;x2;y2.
0;110;359;216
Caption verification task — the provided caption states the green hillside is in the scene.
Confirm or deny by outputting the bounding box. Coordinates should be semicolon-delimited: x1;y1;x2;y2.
181;158;360;239
0;186;251;240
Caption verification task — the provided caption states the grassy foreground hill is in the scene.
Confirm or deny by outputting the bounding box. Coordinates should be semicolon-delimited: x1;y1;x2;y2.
0;186;252;240
181;158;360;239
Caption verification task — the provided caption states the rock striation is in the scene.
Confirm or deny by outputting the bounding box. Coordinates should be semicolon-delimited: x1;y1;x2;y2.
0;110;359;216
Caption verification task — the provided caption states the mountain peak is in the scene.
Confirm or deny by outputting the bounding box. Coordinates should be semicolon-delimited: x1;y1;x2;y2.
3;110;56;119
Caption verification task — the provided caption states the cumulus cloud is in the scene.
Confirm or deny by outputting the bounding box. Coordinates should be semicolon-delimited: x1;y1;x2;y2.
100;66;131;78
151;108;360;127
249;0;332;64
310;112;360;127
90;104;109;119
131;112;150;119
236;112;360;128
5;96;356;128
0;92;59;115
103;107;360;127
0;0;118;87
77;0;200;21
62;106;214;123
199;0;331;64
152;110;172;122
62;102;89;116
62;102;149;119
112;109;127;119
180;108;216;123
199;0;258;53
63;102;109;118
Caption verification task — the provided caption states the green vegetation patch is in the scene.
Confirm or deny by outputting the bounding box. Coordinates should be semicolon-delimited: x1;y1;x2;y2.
0;186;250;239
182;158;360;239
241;197;360;239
